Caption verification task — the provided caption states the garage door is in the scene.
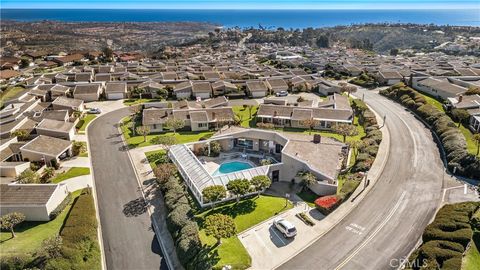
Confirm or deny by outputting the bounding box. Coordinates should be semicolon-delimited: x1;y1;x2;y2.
107;93;124;100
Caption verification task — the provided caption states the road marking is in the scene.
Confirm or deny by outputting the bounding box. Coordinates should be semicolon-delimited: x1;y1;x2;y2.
271;226;287;246
335;191;407;270
464;184;467;194
345;223;366;235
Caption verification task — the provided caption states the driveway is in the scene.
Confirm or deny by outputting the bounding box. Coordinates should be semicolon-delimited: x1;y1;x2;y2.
88;107;166;270
278;87;449;270
239;203;324;269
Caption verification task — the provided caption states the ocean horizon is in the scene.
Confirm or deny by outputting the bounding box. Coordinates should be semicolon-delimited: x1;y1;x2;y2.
1;9;479;29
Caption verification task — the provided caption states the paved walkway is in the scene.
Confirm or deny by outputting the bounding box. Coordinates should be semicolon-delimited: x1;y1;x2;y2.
239;104;391;269
61;156;90;168
129;145;184;270
59;174;93;192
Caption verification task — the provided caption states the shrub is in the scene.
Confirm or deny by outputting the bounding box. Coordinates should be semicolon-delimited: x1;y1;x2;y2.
314;195;342;215
166;204;190;234
153;163;177;185
49;193;72;220
338;179;361;201
295;212;315;226
209;141;222;157
72;141;86;156
256;122;275;129
176;233;202;265
202;185;227;203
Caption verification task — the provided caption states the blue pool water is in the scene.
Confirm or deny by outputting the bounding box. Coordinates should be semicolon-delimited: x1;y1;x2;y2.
213;161;253;176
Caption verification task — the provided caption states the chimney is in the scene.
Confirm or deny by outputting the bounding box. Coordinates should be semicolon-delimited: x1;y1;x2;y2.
458;95;463;102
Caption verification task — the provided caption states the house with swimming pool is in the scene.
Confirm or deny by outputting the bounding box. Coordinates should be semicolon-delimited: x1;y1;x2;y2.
168;127;348;206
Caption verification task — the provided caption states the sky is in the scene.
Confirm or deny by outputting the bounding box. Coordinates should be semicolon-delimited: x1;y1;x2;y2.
1;0;479;10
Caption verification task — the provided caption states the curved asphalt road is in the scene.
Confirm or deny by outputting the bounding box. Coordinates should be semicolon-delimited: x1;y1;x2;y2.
278;89;446;270
88;107;166;270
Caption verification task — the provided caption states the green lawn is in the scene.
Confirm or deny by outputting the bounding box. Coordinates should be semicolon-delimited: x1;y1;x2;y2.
123;98;162;106
121;116;214;148
0;191;81;258
145;149;167;168
50;167;90;183
196;195;293;269
463;231;480;270
297;188;318;208
77;114;97;133
277;115;366;143
459;125;479;156
233;105;258;128
0;86;25;107
418;93;479;156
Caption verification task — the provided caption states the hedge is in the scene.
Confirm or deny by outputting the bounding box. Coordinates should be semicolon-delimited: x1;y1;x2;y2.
46;188;100;270
49;192;72;220
407;202;480;270
380;83;480;179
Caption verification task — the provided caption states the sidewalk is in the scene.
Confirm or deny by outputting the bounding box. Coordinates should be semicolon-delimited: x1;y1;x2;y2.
239;105;391;269
128;145;184;270
59;174;93;192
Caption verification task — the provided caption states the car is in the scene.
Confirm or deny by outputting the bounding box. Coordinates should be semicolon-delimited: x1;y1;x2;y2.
275;90;288;97
273;218;297;238
87;108;101;114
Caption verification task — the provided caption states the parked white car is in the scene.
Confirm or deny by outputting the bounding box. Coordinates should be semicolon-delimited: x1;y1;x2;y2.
273;218;297;238
87;108;101;114
275;90;288;97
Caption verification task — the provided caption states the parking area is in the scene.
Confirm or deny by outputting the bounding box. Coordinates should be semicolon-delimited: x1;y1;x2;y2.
238;203;325;269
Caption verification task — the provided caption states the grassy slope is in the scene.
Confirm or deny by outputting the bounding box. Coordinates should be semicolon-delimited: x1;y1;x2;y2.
77;114;97;133
50;167;90;183
463;233;480;270
121;116;214;147
196;195;293;269
0;190;81;258
419;93;478;156
0;86;25;107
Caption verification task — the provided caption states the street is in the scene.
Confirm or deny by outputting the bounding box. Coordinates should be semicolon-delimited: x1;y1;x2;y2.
88;107;167;270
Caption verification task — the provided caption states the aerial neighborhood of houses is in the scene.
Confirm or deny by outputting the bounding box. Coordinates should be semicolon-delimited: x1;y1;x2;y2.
0;39;479;270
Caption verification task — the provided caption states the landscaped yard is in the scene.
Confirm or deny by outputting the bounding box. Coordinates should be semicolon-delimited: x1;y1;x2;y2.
233;105;258;128
463;232;480;270
0;86;25;107
123;98;161;106
78;141;89;157
77;114;97;133
296;188;318;208
418;93;479;156
0;190;81;258
50;167;90;183
121;116;214;148
145;149;167;168
195;195;293;269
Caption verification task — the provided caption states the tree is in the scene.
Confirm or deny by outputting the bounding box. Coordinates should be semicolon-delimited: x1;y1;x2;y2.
331;124;358;142
131;86;146;99
165;118;185;134
202;185;227;204
251;175;272;196
129;104;141;115
464;86;480;96
102;47;113;62
20;57;31;68
316;35;330;48
473;134;480;156
43;235;63;259
10;130;29;141
153;163;177;185
0;212;25;238
16;169;39;184
204;214;236;246
156;88;168;100
300;172;317;191
226;179;250;201
451;109;470;127
136;126;151;142
72;141;86;156
341;84;357;97
390;48;399;56
41;167;55;182
301;118;317;135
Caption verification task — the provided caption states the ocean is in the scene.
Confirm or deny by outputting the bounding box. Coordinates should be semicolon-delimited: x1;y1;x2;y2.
1;9;479;29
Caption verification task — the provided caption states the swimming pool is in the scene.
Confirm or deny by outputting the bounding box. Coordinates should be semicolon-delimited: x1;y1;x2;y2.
213;161;253;176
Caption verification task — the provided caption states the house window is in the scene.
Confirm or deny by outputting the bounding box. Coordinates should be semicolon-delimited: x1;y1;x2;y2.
198;123;208;128
153;124;157;129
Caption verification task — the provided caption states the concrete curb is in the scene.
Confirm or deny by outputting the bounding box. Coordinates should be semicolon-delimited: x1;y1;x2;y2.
117;117;182;270
272;99;392;269
85;114;107;270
